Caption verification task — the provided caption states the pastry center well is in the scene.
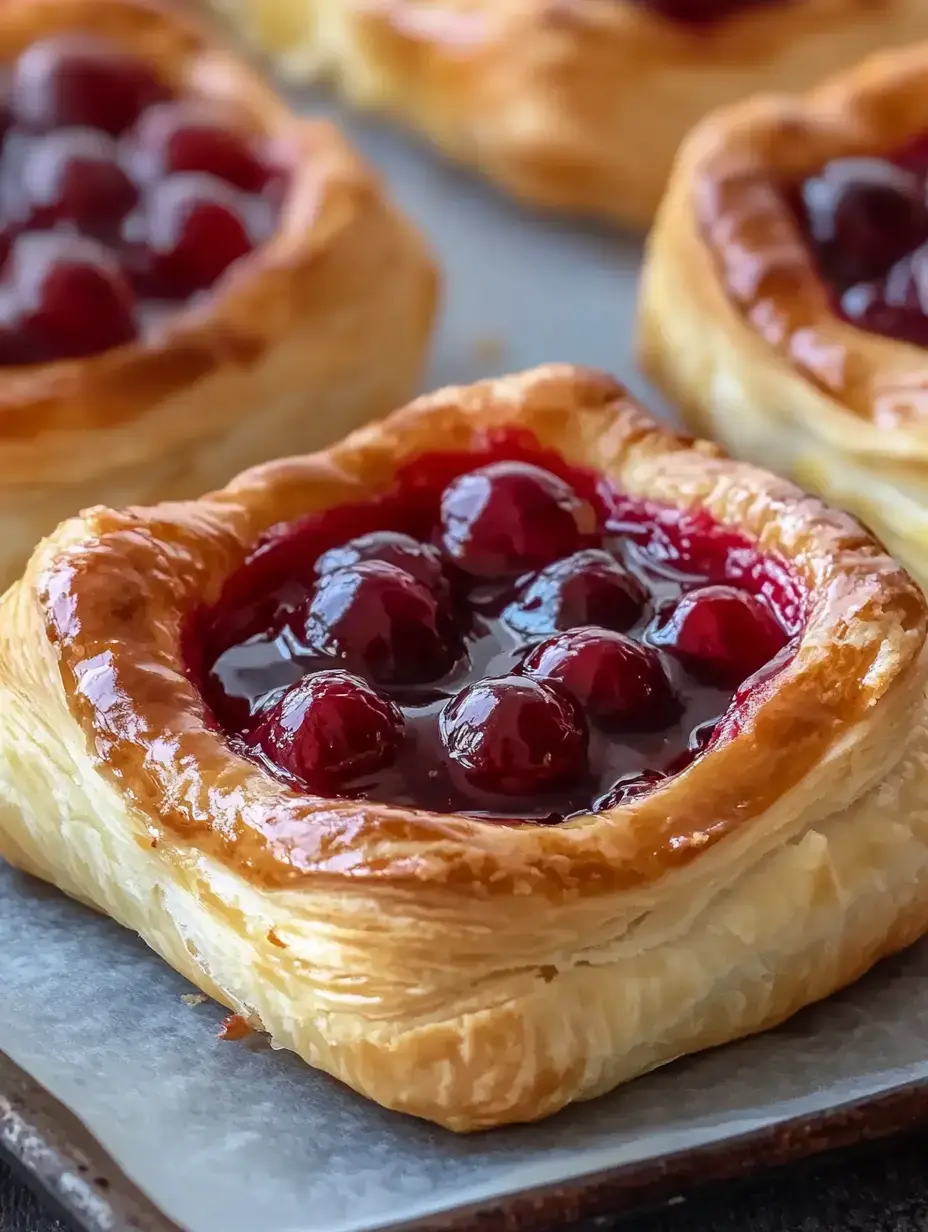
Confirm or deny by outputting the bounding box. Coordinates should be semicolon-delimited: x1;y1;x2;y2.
192;438;804;823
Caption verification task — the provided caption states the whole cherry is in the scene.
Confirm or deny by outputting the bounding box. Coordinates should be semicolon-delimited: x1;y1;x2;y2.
251;670;404;790
649;585;786;690
315;531;446;593
439;461;596;578
302;560;458;684
440;674;588;795
522;627;678;729
504;549;646;637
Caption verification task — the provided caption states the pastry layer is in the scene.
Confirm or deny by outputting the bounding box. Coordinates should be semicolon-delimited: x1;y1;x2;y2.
209;0;928;227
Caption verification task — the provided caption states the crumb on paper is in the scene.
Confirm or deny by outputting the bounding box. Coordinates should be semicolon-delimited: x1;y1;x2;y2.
471;334;506;364
267;927;287;949
181;993;208;1007
218;1013;252;1042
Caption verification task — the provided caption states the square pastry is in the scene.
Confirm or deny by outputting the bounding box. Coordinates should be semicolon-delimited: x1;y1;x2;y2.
209;0;928;227
0;0;437;590
2;365;927;1130
640;44;928;590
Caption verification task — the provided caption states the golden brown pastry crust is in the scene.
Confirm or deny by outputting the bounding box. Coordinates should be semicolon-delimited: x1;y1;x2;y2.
638;43;928;589
3;364;928;1130
209;0;928;227
0;0;437;590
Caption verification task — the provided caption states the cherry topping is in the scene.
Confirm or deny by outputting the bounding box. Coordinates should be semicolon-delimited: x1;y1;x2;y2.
522;628;678;730
504;549;646;637
315;531;446;593
127;173;269;296
251;670;404;789
649;585;786;689
440;674;588;795
302;561;457;685
129;101;270;193
840;246;928;348
11;231;137;359
800;158;928;287
439;461;596;578
19;127;137;232
595;769;667;811
12;35;170;136
630;0;775;26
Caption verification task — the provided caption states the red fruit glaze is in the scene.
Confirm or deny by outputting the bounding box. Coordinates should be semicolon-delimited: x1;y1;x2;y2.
650;584;786;689
504;548;646;636
630;0;782;27
301;560;458;685
522;628;678;730
252;670;404;790
440;460;596;578
12;35;170;136
193;437;800;822
440;675;589;795
795;143;928;346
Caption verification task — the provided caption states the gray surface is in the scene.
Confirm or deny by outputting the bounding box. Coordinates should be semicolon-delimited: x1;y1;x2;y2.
3;104;928;1232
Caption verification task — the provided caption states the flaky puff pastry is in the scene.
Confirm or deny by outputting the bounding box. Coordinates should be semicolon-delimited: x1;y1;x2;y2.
2;364;928;1131
0;0;437;592
207;0;928;228
639;44;928;592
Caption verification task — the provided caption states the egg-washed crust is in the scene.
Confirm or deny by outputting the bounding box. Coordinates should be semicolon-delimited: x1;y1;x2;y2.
2;364;928;1129
207;0;928;227
638;42;928;589
0;0;437;586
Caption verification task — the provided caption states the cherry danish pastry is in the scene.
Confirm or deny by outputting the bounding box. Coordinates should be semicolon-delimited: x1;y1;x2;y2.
1;365;926;1131
640;43;928;590
208;0;928;227
0;0;436;589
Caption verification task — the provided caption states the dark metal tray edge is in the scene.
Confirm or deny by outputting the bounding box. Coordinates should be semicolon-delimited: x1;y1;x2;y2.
4;1048;928;1232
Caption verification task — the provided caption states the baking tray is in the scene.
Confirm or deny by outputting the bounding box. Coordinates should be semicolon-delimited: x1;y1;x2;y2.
4;96;928;1232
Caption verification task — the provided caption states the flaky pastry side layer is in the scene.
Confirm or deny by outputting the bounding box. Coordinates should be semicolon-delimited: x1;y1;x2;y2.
1;365;927;1129
0;0;438;591
639;44;928;590
208;0;928;227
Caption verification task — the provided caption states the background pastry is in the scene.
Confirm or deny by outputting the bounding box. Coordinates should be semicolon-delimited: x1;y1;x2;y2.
2;364;927;1132
639;43;928;591
207;0;928;228
0;0;437;591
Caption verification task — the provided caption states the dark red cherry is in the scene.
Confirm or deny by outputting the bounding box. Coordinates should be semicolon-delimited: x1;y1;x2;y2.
630;0;763;26
840;246;928;347
129;100;270;192
0;287;37;364
504;549;646;637
800;158;928;287
19;127;137;232
128;173;270;297
522;628;678;730
302;561;457;684
11;231;137;359
595;769;666;811
12;35;170;136
439;461;596;579
440;674;588;795
315;531;446;592
650;585;786;689
251;670;404;789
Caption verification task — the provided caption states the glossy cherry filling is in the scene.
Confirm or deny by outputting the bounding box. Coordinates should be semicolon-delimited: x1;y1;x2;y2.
628;0;785;29
192;436;805;823
0;31;283;363
794;137;928;347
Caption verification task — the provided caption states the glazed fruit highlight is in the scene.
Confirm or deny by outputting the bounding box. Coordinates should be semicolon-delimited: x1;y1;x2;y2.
795;140;928;347
0;32;282;363
195;438;803;822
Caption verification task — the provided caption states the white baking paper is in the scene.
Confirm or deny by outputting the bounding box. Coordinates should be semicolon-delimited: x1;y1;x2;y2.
2;96;928;1232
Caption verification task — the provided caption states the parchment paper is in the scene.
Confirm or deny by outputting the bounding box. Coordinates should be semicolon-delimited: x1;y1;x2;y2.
2;98;928;1232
